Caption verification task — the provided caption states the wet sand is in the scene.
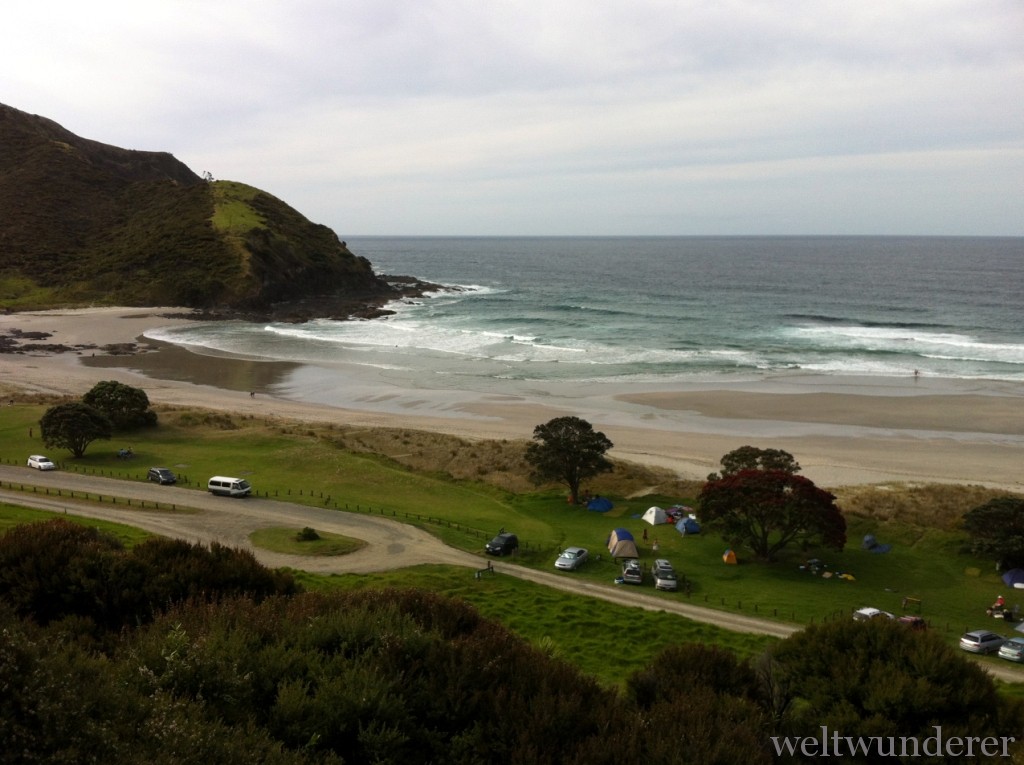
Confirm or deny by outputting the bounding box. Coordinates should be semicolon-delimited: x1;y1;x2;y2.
2;307;1022;491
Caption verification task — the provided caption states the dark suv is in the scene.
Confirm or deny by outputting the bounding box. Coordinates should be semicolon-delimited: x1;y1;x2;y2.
147;467;177;485
485;532;519;556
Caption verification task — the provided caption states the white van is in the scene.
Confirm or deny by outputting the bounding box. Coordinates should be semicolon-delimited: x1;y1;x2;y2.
207;476;252;497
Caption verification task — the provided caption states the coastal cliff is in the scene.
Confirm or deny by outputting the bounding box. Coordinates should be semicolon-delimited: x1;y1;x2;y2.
0;103;431;320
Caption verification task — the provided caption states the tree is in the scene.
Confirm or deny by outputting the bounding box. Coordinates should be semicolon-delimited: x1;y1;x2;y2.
698;468;846;561
708;445;801;480
39;402;113;457
82;380;157;430
525;416;613;504
963;496;1024;569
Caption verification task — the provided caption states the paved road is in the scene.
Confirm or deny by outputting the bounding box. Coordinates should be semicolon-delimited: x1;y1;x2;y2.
3;465;1022;682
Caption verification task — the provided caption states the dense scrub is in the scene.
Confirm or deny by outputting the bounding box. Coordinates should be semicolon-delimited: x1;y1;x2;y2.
1;520;1021;763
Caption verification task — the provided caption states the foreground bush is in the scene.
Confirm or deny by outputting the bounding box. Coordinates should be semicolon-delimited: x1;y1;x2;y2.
0;520;297;632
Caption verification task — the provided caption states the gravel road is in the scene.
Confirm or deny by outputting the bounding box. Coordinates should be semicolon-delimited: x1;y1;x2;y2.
3;464;1022;682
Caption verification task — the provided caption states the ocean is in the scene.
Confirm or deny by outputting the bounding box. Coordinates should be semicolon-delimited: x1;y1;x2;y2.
142;236;1024;408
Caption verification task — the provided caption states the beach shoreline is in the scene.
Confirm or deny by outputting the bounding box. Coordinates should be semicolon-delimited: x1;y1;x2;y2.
2;307;1022;492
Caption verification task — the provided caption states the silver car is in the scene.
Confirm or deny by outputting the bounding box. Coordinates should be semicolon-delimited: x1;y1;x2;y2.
651;559;678;591
621;559;643;585
27;455;56;470
555;546;589;571
998;636;1024;662
959;630;1005;654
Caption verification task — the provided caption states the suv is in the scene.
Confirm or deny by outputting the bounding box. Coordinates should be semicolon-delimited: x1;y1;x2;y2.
651;559;678;591
621;559;643;585
148;467;177;485
27;455;56;470
485;532;519;556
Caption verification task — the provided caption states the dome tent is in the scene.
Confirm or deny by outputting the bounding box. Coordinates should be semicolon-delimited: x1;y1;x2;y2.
607;528;639;560
642;506;668;525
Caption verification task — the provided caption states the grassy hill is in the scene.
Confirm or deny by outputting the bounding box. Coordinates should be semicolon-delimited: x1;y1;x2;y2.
0;103;399;315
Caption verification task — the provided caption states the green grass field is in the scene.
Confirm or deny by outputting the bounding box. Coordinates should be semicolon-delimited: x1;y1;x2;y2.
1;401;1019;684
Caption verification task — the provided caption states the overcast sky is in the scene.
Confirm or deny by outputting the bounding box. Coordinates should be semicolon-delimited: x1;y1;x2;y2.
5;1;1023;236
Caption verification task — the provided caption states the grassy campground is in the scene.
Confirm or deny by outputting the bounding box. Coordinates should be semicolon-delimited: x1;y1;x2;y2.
1;400;1021;685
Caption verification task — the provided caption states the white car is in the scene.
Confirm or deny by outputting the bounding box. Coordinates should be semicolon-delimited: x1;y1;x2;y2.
555;546;589;571
852;606;894;622
27;455;56;470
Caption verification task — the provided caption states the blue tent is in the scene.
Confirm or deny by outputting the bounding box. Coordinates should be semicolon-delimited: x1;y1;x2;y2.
675;517;701;535
607;528;639;559
1003;569;1024;588
587;496;614;512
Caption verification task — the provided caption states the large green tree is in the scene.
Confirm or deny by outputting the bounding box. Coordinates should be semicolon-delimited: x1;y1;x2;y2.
39;402;113;458
963;496;1024;570
525;416;613;504
82;380;157;430
699;468;846;561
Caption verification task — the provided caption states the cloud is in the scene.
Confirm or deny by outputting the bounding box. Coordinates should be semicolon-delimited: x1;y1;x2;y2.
3;0;1023;234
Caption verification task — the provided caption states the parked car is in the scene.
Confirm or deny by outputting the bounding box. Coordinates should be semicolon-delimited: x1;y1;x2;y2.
621;559;643;585
852;607;894;622
959;630;1006;654
27;455;56;470
207;476;252;497
998;636;1024;663
485;532;519;556
897;615;927;630
555;546;589;570
651;559;679;591
147;467;177;485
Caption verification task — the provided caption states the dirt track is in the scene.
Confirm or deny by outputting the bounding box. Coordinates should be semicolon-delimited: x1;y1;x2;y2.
3;464;1022;681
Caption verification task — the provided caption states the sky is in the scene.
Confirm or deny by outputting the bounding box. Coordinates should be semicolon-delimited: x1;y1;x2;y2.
4;1;1023;236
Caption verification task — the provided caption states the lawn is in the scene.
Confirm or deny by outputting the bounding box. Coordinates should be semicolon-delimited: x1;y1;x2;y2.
0;402;1016;653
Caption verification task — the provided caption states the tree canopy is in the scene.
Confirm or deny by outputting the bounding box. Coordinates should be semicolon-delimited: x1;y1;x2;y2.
39;402;113;457
699;468;846;561
708;445;801;480
82;380;158;430
525;416;613;504
963;496;1024;569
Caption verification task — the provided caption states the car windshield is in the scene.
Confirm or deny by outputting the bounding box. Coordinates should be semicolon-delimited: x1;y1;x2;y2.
238;480;251;489
658;569;676;579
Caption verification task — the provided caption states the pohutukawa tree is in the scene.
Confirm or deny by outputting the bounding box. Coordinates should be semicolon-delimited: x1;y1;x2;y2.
699;447;845;561
525;416;613;505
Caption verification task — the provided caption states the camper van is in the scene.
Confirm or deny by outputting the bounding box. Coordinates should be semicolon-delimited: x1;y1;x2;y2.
207;476;252;497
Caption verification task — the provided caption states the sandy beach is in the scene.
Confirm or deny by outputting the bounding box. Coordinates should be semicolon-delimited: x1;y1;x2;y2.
2;307;1022;492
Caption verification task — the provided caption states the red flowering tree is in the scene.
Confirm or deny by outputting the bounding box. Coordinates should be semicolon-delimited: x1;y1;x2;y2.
698;469;846;561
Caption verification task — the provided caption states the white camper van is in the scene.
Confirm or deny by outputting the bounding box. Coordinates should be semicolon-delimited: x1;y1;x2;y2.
207;476;252;497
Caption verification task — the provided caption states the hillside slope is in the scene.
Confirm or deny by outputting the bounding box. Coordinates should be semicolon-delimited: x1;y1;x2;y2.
0;103;403;316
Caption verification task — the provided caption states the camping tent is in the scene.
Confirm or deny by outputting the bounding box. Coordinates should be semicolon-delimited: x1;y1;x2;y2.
675;517;701;535
642;506;668;525
862;534;892;554
722;548;737;565
607;528;639;559
1003;569;1024;588
587;496;614;512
